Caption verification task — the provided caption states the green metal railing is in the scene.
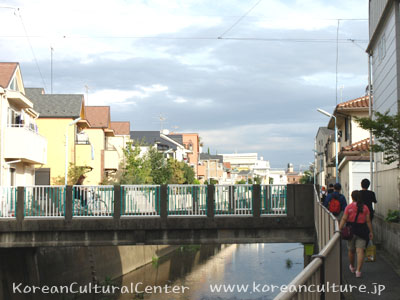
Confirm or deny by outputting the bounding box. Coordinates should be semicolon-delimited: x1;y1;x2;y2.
72;185;114;217
0;186;17;218
167;185;207;216
24;186;66;218
261;185;287;215
214;185;253;215
121;185;160;216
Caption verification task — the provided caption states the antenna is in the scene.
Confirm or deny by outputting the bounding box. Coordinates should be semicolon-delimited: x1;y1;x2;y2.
50;46;53;93
158;113;166;131
84;85;90;105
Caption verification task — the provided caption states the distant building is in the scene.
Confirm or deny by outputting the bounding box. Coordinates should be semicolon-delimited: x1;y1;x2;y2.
198;153;224;183
315;127;334;187
222;153;270;183
286;163;302;184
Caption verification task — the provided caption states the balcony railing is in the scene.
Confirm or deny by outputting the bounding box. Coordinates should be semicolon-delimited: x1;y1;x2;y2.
4;124;47;164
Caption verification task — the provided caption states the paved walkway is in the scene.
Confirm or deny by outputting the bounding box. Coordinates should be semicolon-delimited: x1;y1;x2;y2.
341;241;400;300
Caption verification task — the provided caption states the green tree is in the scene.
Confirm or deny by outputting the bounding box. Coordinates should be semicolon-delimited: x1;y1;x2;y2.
53;163;92;185
254;176;262;184
181;162;195;184
147;147;171;184
168;159;185;184
120;142;152;184
299;170;313;184
356;111;400;166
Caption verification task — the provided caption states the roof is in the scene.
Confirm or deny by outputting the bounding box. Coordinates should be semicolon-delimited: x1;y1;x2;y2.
342;138;370;152
130;131;178;150
199;153;223;163
85;106;111;128
25;88;83;118
337;95;370;110
110;121;130;135
167;134;183;145
0;62;18;88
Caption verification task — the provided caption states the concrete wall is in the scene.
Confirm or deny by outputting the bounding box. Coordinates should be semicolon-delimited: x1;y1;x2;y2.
373;215;400;265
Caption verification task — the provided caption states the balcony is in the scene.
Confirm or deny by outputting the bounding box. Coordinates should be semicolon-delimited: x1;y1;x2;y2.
4;125;47;164
104;150;119;170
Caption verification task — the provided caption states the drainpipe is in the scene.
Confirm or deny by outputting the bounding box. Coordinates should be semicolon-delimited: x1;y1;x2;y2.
0;88;5;186
65;117;81;185
368;53;374;191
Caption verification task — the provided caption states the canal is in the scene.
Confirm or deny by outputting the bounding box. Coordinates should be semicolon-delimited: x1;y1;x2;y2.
82;243;305;300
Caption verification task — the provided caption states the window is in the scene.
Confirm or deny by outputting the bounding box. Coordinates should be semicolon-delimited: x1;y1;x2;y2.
9;77;17;91
378;34;386;61
344;117;349;141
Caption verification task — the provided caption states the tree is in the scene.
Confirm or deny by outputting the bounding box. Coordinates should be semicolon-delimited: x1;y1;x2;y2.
120;142;152;184
356;111;400;166
53;163;92;185
181;163;195;184
254;176;262;184
167;159;185;184
299;170;313;184
147;147;171;184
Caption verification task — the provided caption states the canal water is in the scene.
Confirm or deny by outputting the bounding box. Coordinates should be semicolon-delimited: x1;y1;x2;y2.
91;243;304;300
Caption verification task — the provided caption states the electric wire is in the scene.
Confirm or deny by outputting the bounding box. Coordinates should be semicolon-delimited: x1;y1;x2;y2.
218;0;263;38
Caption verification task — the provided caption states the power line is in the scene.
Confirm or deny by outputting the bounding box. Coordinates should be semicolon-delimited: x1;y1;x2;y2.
15;8;48;91
0;34;368;43
218;0;263;38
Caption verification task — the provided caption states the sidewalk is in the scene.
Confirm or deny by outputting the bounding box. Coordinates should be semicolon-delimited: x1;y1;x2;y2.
341;241;400;300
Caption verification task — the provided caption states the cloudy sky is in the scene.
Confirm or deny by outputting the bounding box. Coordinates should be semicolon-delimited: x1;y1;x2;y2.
0;0;369;169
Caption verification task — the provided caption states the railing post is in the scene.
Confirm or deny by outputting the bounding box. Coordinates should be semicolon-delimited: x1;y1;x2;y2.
207;184;215;218
114;185;121;221
16;186;25;225
160;185;168;221
252;184;261;217
286;184;295;217
65;186;73;222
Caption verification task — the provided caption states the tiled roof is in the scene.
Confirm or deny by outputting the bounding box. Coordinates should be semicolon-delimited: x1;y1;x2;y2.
25;88;83;118
342;138;370;152
110;121;130;135
85;106;110;128
337;95;370;110
0;62;18;88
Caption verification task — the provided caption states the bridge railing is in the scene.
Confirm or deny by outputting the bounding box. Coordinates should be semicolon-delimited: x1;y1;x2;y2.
0;186;17;218
261;185;287;215
24;186;66;218
168;185;207;216
121;185;160;217
72;185;114;217
274;185;341;300
214;185;253;215
0;184;289;219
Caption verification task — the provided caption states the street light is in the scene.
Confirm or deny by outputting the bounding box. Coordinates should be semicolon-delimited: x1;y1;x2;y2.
317;108;339;183
65;117;81;185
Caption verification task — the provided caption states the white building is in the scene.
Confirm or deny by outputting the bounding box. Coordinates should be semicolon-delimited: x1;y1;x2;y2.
0;63;47;186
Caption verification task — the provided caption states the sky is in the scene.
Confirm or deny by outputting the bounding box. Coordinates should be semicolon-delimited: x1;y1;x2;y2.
0;0;369;170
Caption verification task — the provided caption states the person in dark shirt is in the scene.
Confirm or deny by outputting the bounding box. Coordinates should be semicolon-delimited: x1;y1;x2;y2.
359;178;377;221
327;183;334;194
323;183;347;218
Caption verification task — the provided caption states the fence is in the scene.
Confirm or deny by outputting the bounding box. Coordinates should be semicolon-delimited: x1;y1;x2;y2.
168;185;207;216
214;185;253;215
24;186;66;218
261;185;287;215
0;184;289;219
72;185;114;217
0;186;17;218
121;185;160;216
274;186;341;300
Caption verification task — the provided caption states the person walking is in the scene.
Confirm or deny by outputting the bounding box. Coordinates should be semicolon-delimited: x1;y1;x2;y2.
327;183;334;194
359;178;377;221
323;183;347;218
339;190;373;278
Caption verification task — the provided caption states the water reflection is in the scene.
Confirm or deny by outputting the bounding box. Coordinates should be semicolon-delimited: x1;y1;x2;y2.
100;243;304;300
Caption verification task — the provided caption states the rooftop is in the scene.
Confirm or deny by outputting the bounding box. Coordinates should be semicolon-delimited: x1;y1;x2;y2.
0;62;18;89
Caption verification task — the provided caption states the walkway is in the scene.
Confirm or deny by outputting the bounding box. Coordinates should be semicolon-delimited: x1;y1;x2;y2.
341;242;400;300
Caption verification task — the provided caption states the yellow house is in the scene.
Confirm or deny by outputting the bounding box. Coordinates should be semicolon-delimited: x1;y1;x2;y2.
0;63;47;186
78;106;115;185
24;88;90;185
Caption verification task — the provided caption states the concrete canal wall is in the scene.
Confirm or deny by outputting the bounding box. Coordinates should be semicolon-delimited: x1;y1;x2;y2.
0;245;176;300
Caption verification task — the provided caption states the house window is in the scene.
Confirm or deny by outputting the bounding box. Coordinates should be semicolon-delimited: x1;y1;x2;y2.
378;34;386;61
345;117;349;141
9;77;17;91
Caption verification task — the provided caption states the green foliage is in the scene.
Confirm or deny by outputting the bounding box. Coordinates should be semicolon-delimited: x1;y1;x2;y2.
181;162;195;184
147;147;171;184
356;111;400;165
299;170;313;184
53;163;92;185
120;142;152;184
236;179;246;184
385;210;400;223
193;179;201;184
254;176;262;184
247;178;253;184
269;177;274;184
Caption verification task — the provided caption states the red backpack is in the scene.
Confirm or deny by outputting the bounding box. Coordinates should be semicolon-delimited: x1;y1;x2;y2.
328;196;341;215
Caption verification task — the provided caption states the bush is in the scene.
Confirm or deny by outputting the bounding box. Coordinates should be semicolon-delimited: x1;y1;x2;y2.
385;210;400;223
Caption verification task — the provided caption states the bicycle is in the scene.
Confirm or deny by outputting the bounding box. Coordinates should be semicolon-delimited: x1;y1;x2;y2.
73;187;108;216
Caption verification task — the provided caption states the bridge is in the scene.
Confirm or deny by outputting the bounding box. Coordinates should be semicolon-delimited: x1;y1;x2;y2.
0;184;314;247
